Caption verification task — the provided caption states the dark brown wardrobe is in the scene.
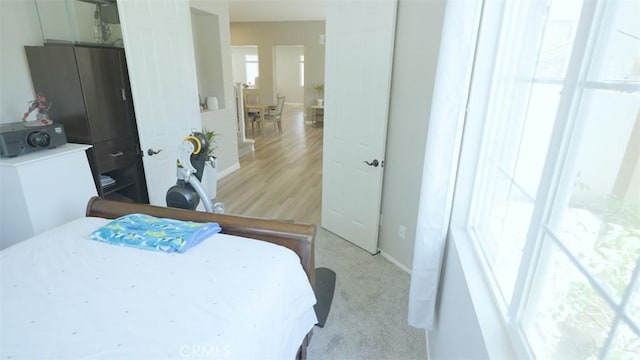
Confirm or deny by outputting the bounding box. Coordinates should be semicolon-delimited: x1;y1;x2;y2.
25;44;148;203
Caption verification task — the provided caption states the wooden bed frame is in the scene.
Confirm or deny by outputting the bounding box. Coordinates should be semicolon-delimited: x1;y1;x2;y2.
85;196;316;359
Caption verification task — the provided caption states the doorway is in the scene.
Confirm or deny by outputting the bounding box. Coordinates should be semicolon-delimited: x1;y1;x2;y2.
231;46;260;87
273;45;305;105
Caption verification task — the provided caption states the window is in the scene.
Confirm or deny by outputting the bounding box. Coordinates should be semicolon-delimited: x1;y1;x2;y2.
456;0;639;358
245;54;259;87
299;54;305;87
231;46;259;86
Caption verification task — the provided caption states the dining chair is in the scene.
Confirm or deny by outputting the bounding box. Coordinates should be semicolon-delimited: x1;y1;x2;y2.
243;96;261;137
243;88;260;105
265;96;285;135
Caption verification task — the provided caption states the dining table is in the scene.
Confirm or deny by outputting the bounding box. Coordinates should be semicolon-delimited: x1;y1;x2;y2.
246;103;275;137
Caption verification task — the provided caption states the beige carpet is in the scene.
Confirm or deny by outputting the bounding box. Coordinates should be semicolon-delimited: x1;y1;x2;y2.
308;228;427;360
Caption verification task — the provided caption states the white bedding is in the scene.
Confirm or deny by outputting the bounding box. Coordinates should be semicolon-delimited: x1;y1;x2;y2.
0;217;317;359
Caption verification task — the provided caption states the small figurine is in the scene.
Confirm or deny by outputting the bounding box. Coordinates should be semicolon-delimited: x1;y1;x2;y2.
22;94;52;124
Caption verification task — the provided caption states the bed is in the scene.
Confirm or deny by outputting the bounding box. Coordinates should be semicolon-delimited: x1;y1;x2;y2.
0;197;317;359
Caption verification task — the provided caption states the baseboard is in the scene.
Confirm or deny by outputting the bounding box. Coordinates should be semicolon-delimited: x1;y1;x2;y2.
238;138;255;158
379;250;427;358
426;331;431;360
379;250;412;274
217;162;240;180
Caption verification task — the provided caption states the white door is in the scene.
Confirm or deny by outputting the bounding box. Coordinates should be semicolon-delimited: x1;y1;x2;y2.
321;0;397;253
118;0;201;205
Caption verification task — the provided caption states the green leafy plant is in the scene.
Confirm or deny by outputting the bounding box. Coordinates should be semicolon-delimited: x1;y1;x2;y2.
550;196;640;358
314;84;324;97
201;128;218;161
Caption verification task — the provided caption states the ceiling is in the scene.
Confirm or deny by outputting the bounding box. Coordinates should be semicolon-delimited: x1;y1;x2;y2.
228;0;326;22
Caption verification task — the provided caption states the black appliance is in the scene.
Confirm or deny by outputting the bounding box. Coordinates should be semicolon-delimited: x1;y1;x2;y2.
0;121;67;158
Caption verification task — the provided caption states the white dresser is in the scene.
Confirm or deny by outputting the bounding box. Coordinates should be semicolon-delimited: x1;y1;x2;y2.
0;144;97;250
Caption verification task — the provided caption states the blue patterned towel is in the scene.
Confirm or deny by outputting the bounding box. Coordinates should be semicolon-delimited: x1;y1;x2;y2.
90;213;222;253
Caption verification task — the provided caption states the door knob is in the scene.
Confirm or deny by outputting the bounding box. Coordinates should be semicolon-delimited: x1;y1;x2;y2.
147;148;163;156
364;159;379;167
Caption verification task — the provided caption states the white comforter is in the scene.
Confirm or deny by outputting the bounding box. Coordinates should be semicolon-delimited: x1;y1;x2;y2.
1;217;317;359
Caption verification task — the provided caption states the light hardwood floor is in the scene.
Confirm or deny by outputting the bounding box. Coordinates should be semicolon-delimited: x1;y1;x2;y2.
215;104;323;224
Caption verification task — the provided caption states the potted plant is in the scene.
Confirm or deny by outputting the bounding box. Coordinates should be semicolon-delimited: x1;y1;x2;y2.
314;84;324;106
202;128;218;163
202;128;218;200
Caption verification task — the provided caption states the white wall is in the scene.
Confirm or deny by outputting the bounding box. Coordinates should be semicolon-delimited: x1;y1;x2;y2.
191;10;226;109
428;238;491;359
190;0;240;177
572;92;639;204
0;0;42;123
378;0;446;270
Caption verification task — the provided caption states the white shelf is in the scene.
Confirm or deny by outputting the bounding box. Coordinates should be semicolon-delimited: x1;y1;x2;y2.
0;143;91;167
0;143;97;249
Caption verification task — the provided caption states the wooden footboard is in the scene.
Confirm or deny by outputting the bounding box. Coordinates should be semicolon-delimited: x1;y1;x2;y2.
85;197;316;287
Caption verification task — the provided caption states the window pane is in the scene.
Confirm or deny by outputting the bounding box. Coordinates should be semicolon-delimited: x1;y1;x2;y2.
523;239;614;359
245;63;259;86
525;1;640;358
232;46;258;84
469;0;584;307
552;3;640;301
605;321;640;359
474;172;512;257
536;0;585;79
474;171;534;303
551;50;640;301
511;84;559;197
586;0;640;83
299;63;304;87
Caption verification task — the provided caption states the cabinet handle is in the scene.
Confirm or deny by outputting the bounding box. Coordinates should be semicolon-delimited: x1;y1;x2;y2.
109;151;124;157
121;88;126;101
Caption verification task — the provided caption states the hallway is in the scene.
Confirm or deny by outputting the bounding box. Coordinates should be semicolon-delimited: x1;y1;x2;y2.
216;104;323;224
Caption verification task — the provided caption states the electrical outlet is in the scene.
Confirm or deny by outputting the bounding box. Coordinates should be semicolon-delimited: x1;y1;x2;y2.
398;225;406;239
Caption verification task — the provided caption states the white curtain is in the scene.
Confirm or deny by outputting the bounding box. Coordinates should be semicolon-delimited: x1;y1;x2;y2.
407;0;483;330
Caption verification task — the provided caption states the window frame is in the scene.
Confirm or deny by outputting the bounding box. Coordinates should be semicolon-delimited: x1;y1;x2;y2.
450;0;640;358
